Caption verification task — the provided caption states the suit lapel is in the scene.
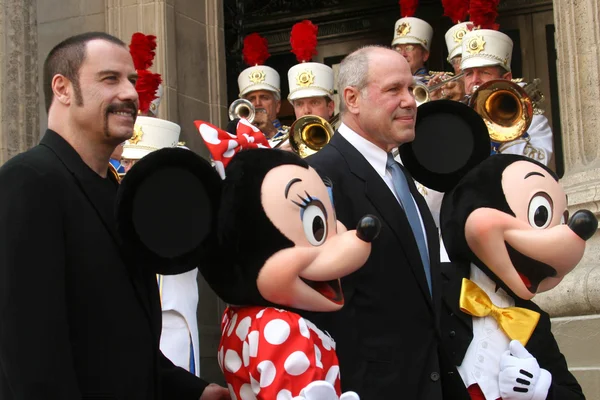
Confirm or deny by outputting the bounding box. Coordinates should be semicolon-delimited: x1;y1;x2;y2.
330;133;434;308
40;130;154;322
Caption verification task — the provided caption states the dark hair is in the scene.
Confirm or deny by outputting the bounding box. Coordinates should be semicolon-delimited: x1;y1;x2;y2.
43;32;126;113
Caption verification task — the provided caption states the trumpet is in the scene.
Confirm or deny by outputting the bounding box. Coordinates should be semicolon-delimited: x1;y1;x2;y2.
465;79;534;143
273;114;338;158
413;72;465;106
228;98;255;123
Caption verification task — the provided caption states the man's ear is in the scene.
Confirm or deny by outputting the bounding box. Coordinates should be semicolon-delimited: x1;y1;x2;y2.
343;87;361;115
275;99;281;115
52;74;72;106
423;50;430;63
327;98;335;118
503;71;513;80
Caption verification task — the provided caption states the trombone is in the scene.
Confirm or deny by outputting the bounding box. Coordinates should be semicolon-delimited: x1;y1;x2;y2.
413;72;464;106
273;114;338;158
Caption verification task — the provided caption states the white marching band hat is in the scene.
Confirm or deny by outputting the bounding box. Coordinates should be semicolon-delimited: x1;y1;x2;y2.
237;65;281;97
392;17;433;52
122;116;182;160
460;29;513;72
445;22;477;62
287;62;334;101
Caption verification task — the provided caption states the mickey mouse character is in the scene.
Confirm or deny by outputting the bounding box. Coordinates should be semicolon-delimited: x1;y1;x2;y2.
115;145;380;400
400;100;597;400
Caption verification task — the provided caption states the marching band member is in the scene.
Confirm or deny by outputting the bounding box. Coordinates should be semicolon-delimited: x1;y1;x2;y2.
124;32;201;377
237;33;287;147
287;20;336;123
392;16;434;82
460;29;553;165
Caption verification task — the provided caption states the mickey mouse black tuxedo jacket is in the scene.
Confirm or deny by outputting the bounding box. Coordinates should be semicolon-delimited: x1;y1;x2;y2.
0;130;207;399
302;132;469;400
441;261;585;399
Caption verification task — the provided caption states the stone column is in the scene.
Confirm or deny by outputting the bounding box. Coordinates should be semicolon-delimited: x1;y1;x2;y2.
0;0;39;165
534;0;600;395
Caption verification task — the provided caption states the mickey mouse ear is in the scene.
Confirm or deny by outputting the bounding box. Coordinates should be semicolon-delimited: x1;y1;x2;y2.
399;100;490;192
116;147;222;274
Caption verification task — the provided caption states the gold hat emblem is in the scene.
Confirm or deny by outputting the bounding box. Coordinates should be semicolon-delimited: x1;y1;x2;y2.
466;36;486;55
249;69;266;84
453;27;468;43
296;70;315;87
396;22;411;37
130;124;144;144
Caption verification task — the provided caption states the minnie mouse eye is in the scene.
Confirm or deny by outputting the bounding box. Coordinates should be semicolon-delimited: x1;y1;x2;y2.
301;201;328;246
528;192;553;229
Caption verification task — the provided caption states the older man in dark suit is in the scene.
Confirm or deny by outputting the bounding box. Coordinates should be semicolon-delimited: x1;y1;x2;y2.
302;46;468;399
0;32;228;400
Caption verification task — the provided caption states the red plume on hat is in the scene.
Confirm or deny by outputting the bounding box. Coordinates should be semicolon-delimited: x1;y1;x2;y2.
469;0;500;30
242;33;270;66
399;0;418;18
129;32;162;114
290;20;318;63
442;0;470;24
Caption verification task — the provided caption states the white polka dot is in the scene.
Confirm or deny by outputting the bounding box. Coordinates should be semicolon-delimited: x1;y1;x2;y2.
236;316;252;341
199;124;221;144
218;346;224;371
214;161;225;179
239;118;260;132
320;333;332;351
264;319;291;345
284;351;310;376
256;309;266;318
242;133;254;143
242;341;250;367
240;383;257;400
276;389;293;400
257;360;277;388
248;330;259;357
224;349;242;373
257;143;268;149
314;344;323;369
223;145;238;158
227;313;238;337
298;318;310;339
250;374;261;394
325;365;340;385
227;383;238;400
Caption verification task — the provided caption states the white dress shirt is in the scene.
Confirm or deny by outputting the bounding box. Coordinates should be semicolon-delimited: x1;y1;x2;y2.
337;123;428;253
457;265;515;399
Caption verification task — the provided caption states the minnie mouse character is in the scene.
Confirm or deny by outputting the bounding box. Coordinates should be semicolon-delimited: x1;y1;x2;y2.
115;134;380;399
400;100;596;400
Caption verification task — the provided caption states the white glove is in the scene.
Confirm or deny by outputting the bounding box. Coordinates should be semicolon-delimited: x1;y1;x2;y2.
499;340;552;400
291;381;360;400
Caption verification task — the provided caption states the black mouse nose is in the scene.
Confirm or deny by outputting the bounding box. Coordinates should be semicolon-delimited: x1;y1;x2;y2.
568;210;598;241
356;214;381;243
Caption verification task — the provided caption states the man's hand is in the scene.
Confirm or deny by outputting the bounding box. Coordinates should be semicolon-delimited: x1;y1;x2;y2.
427;74;465;101
499;340;551;400
252;108;277;139
199;383;231;400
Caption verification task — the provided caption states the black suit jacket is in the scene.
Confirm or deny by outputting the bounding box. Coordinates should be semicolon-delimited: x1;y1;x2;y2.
302;132;468;399
0;130;207;399
441;261;585;399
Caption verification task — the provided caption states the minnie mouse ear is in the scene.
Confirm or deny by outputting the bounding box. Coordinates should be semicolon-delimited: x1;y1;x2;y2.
399;100;490;192
116;147;221;274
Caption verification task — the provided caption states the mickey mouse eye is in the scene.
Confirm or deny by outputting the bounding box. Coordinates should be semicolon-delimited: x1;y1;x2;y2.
301;201;328;246
528;192;553;229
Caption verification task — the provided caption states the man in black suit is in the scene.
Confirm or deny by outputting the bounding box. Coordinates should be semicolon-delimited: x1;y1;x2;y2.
303;46;467;399
0;32;229;400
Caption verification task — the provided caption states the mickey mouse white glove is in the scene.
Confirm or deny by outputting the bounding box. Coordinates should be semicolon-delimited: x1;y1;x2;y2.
499;340;552;400
291;381;360;400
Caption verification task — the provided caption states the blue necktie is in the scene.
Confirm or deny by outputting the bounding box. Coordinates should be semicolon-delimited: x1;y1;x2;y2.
386;153;432;295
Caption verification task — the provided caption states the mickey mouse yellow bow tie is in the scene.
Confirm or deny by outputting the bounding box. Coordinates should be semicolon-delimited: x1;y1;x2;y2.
459;278;540;346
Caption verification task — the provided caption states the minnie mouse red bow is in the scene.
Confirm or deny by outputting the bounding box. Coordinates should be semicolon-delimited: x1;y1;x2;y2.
195;118;271;179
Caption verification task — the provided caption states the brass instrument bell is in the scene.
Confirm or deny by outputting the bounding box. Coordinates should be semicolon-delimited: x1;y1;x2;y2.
228;98;255;123
467;79;533;143
287;115;335;158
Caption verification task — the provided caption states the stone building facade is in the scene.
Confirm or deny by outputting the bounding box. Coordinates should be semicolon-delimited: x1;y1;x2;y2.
1;0;599;394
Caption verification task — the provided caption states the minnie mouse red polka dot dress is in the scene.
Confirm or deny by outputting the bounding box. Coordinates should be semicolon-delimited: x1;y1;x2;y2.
219;306;341;399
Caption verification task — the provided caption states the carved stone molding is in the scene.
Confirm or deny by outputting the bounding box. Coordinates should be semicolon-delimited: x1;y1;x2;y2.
0;0;40;165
